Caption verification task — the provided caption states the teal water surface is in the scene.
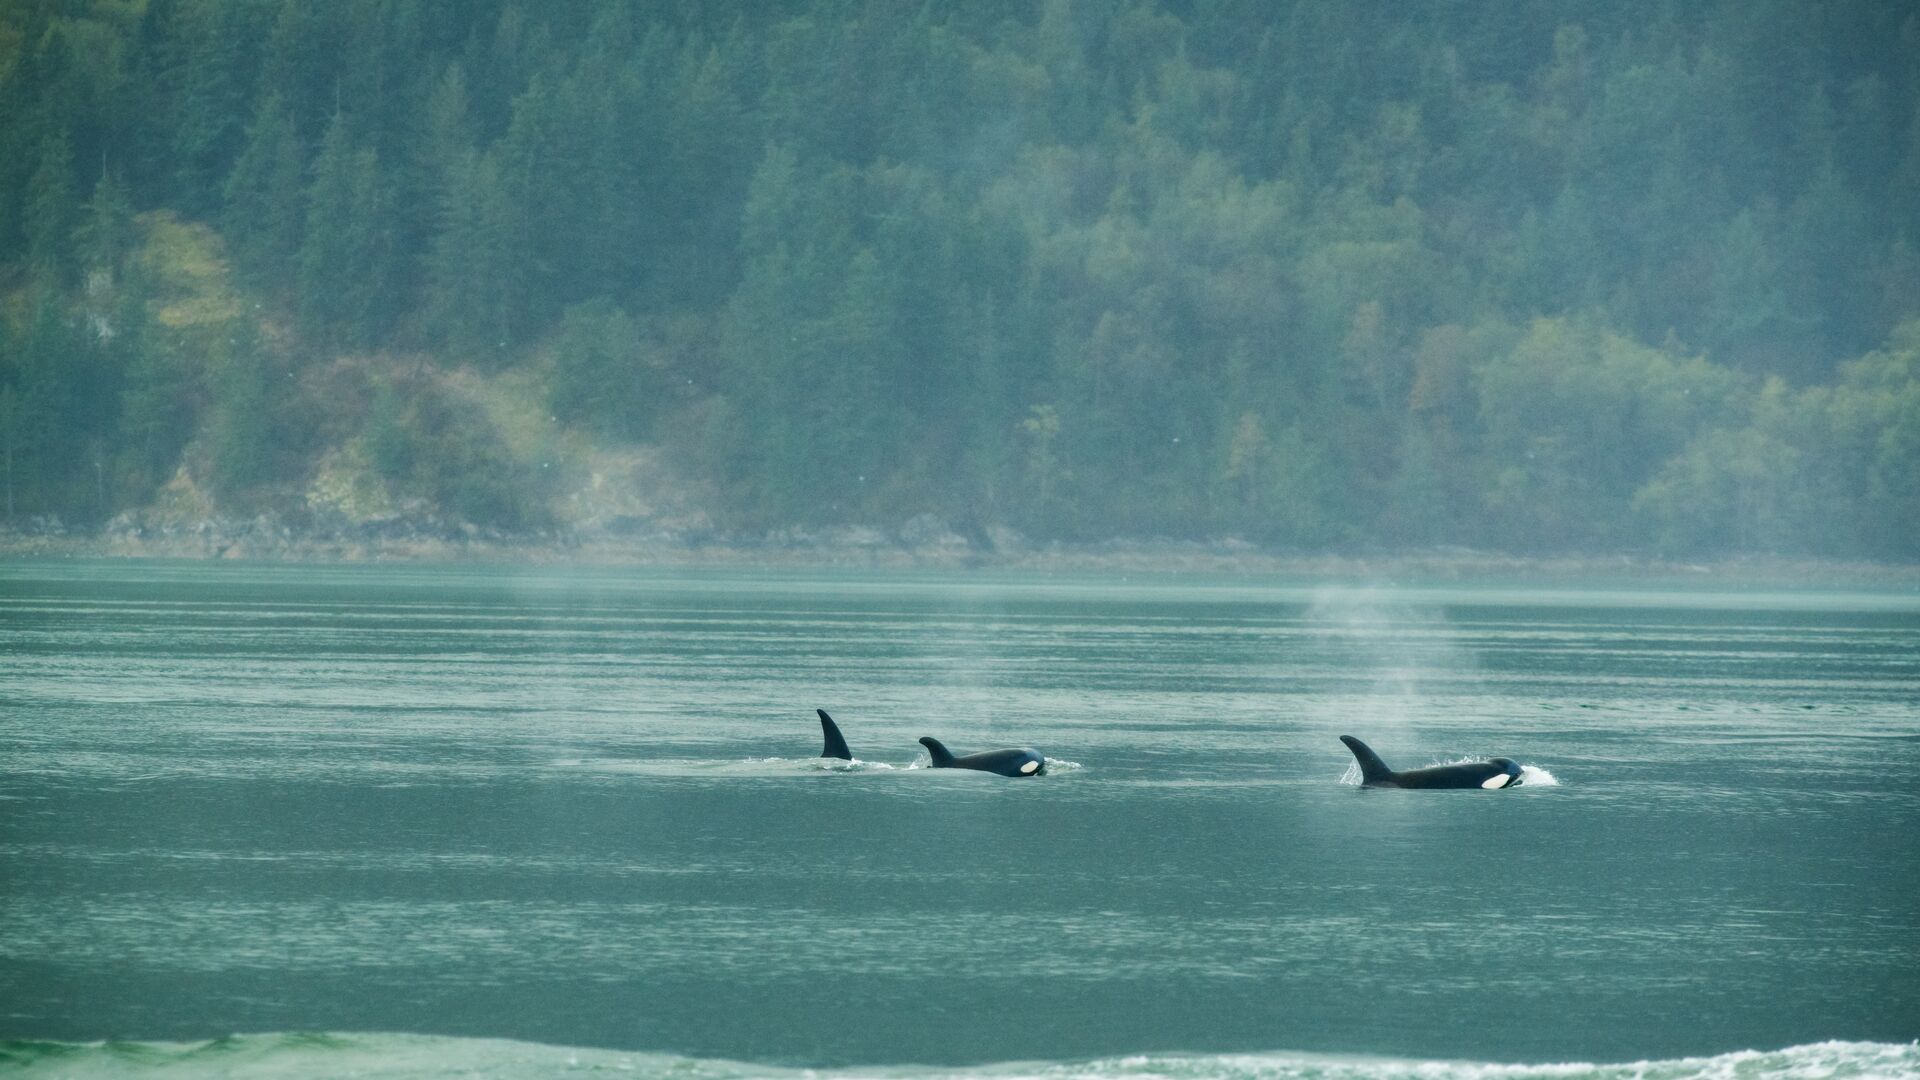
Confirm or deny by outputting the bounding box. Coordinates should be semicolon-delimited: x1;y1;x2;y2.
1;561;1916;1075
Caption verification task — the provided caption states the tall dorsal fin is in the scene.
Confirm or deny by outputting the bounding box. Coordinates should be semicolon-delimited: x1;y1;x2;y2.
1339;735;1396;784
918;736;955;766
817;709;853;760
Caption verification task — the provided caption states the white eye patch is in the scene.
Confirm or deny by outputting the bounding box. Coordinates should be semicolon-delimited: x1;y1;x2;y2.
1482;773;1512;789
1020;759;1040;774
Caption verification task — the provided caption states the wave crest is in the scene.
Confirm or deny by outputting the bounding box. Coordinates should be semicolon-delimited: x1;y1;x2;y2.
3;1035;1914;1080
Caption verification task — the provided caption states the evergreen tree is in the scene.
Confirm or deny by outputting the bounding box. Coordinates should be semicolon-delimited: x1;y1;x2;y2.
259;0;341;143
205;320;274;497
422;148;517;358
75;169;137;277
0;382;20;522
549;299;645;439
1784;162;1879;367
297;112;395;347
221;93;306;287
1705;209;1804;371
109;266;189;500
414;61;476;210
0;312;18;520
24;131;79;280
4;288;82;516
165;0;262;215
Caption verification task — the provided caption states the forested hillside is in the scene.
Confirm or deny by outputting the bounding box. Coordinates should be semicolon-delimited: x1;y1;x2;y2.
3;0;1917;557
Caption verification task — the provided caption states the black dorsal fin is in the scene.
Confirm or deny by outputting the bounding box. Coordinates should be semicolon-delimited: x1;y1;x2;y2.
918;736;955;766
1340;735;1396;784
817;709;853;760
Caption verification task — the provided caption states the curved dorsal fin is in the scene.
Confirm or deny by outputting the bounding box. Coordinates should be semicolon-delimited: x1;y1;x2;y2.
817;709;853;760
918;736;955;766
1339;735;1396;784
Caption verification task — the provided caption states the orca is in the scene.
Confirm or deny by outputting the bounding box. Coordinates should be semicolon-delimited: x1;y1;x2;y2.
817;709;854;760
919;736;1046;777
1340;735;1522;790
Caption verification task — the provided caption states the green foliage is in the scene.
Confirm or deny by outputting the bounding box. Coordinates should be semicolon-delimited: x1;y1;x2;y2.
1;0;1917;557
1633;322;1920;556
204;320;274;497
1216;412;1340;547
1476;318;1743;550
1824;325;1920;554
297;113;396;348
1633;395;1814;555
0;282;124;523
355;374;559;531
421;147;517;357
160;0;265;215
76;169;137;275
24;131;79;279
112;272;191;498
548;299;646;440
221;93;305;287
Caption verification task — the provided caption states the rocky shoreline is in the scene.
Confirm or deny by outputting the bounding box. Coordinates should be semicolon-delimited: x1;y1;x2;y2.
4;512;1918;589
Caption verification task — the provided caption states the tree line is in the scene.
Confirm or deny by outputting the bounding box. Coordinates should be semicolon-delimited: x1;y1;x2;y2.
2;0;1917;557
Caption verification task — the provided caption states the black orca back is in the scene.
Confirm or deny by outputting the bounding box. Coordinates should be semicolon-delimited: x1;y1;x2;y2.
919;736;1045;777
1341;735;1525;789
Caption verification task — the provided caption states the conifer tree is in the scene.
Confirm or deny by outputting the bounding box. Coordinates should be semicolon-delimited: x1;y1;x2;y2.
24;132;79;281
422;148;517;358
75;169;137;277
206;319;274;498
6;288;81;515
165;0;258;215
298;113;394;347
222;94;306;287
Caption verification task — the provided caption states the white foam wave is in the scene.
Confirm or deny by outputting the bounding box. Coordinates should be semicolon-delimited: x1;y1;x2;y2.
2;1035;1912;1080
1035;1041;1920;1080
1518;764;1559;786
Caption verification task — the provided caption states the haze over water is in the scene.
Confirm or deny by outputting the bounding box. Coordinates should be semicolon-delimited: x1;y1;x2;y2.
2;561;1917;1078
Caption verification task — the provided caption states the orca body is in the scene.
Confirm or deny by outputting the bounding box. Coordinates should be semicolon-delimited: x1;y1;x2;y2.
817;709;854;760
919;736;1045;777
1340;735;1521;790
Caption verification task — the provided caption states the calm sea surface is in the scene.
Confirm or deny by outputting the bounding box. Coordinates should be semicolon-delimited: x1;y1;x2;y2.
2;560;1917;1078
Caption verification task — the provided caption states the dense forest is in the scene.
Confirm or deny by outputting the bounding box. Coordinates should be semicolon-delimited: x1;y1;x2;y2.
2;0;1917;557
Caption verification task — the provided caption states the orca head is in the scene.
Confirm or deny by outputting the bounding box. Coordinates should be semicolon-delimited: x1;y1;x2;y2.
1481;758;1522;789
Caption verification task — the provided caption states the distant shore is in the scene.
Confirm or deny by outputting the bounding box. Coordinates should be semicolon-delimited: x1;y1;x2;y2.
4;518;1918;590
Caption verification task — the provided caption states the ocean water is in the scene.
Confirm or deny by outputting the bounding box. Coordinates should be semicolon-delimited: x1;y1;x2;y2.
1;561;1916;1078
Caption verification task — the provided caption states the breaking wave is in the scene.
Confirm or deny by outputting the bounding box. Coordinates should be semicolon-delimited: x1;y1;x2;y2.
2;1034;1913;1080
